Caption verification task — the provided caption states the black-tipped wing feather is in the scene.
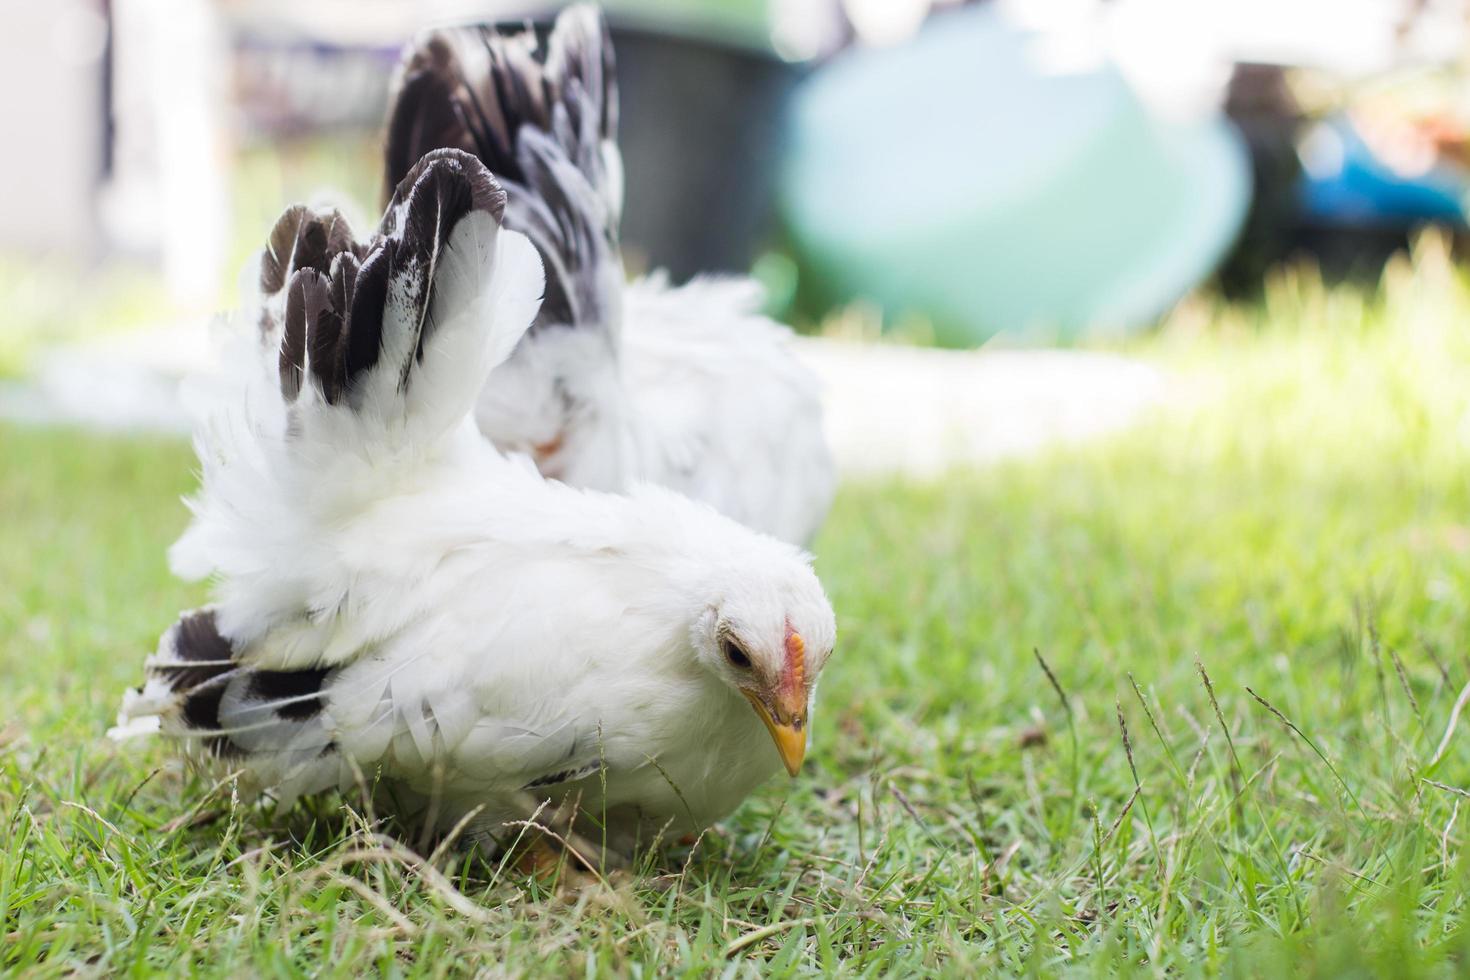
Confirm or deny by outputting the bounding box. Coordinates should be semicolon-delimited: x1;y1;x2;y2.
386;146;509;231
264;149;509;407
153;609;237;695
337;243;391;401
260;205;360;297
144;608;331;760
247;667;333;722
281;269;329;400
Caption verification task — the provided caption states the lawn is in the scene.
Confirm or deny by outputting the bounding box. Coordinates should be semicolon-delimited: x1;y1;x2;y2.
5;242;1470;975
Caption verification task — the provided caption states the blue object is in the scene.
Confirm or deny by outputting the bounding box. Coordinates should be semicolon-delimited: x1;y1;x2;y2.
779;6;1252;345
1298;115;1468;227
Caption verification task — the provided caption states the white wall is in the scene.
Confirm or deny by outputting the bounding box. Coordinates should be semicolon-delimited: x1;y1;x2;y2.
0;0;107;256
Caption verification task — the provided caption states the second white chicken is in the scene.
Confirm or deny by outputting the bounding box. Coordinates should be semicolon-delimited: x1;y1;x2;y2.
381;4;836;545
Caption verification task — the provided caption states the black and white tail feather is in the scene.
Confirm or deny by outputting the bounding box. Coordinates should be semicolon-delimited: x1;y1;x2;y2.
112;149;544;798
384;3;621;336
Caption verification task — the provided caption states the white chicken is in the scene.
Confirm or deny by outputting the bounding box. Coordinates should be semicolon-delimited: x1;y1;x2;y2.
113;149;836;854
381;4;836;545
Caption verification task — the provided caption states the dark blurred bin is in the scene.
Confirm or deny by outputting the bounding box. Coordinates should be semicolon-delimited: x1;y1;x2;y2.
611;25;804;279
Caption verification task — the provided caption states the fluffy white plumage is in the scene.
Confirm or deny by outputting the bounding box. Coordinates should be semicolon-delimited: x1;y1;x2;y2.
383;5;836;545
114;151;836;852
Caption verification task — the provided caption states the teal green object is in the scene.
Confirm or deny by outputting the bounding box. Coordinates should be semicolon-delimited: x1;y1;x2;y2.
779;8;1252;345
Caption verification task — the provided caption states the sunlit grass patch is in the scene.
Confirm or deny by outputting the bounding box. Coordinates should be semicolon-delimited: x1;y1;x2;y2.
0;259;169;379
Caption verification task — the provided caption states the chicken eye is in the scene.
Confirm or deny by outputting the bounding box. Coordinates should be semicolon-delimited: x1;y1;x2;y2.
723;639;752;669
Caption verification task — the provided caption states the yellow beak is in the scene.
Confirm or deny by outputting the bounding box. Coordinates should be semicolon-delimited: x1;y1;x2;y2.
743;691;807;776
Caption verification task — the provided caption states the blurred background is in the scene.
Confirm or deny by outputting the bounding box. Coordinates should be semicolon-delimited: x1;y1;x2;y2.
5;0;1470;463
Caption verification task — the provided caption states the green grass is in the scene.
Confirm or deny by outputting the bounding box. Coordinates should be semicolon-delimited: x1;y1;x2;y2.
6;242;1470;975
